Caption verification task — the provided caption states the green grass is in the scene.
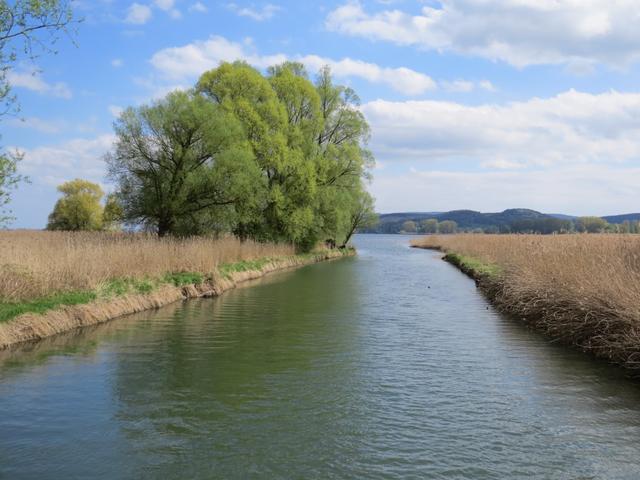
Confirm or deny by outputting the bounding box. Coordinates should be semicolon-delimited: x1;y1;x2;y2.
0;250;352;324
444;253;502;278
163;271;205;287
0;290;97;323
0;271;206;324
217;257;274;279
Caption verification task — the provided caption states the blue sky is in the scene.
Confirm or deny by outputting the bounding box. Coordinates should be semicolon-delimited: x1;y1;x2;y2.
4;0;640;228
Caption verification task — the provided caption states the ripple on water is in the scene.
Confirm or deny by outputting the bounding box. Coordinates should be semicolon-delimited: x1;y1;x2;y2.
1;235;640;479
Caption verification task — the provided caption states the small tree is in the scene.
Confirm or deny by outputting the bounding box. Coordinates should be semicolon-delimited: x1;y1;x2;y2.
0;151;26;226
341;190;377;247
401;220;417;233
420;218;438;234
102;193;123;231
47;179;104;231
438;220;458;234
575;216;608;233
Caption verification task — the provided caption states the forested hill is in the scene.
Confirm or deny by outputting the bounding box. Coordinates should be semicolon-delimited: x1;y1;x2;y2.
363;209;640;234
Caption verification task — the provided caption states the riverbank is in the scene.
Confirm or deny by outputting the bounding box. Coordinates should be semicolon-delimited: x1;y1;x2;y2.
0;231;354;349
411;234;640;373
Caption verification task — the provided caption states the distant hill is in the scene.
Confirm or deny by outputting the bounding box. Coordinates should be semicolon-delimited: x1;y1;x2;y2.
363;208;558;233
363;208;640;234
602;213;640;224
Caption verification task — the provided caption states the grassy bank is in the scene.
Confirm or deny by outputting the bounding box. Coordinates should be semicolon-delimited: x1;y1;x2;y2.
411;234;640;372
0;231;353;347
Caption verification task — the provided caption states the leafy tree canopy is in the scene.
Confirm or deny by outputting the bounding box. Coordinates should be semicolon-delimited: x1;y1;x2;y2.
47;178;104;231
107;63;375;250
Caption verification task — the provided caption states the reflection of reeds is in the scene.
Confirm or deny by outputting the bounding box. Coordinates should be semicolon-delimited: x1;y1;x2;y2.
411;234;640;371
0;231;294;301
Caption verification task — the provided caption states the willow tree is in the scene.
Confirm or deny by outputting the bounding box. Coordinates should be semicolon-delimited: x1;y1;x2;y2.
106;90;262;236
196;62;376;248
197;61;321;247
313;66;375;246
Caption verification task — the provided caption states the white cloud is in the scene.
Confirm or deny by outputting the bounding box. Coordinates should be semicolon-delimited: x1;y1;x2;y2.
7;69;72;99
361;88;640;216
371;165;640;216
479;80;496;92
326;1;640;68
189;2;207;13
125;3;152;24
301;55;436;95
14;134;116;186
7;117;64;134
108;105;124;117
361;90;640;168
111;58;124;67
149;35;436;95
441;79;474;92
227;3;281;21
154;0;174;10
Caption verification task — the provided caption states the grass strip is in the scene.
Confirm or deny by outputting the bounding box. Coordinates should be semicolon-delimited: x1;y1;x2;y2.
444;253;502;279
0;249;352;324
0;290;97;323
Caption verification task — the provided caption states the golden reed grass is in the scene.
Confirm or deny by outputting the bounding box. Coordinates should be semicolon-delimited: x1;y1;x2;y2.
0;231;294;301
412;234;640;370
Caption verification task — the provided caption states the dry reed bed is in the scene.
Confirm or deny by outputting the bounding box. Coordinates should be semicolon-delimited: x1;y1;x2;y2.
0;231;295;301
0;249;350;349
411;234;640;371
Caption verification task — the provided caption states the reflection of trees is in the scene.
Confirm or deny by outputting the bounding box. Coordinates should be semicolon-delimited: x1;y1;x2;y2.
108;260;361;475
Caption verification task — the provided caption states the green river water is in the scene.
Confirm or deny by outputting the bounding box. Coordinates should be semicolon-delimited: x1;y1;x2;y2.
1;235;640;479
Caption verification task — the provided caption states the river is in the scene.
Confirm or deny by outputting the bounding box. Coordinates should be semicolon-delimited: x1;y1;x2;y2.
1;235;640;479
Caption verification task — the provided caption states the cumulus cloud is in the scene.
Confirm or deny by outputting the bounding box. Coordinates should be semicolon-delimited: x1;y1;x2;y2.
154;0;174;10
189;2;207;13
7;69;72;99
326;1;640;68
371;165;640;216
108;105;124;117
361;90;640;167
14;134;116;187
125;3;152;24
149;35;436;95
7;117;64;134
362;89;640;213
227;3;281;21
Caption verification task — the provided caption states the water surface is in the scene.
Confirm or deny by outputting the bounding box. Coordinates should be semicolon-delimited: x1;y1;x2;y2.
1;235;640;479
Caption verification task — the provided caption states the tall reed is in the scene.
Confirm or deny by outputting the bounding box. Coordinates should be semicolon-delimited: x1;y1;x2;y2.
412;234;640;369
0;231;294;301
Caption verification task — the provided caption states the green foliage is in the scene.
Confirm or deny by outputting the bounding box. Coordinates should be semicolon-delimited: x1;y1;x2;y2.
46;178;104;231
102;193;123;230
445;253;501;278
107;89;262;236
0;0;77;116
0;150;26;226
438;220;458;234
218;258;274;278
575;216;608;233
0;1;77;226
0;290;96;323
107;62;375;249
402;220;417;233
163;272;204;287
420;218;438;234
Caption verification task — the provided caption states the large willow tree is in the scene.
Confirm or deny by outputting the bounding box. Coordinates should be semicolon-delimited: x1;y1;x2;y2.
108;62;376;249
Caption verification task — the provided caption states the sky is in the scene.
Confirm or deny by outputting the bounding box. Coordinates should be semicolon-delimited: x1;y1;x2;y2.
4;0;640;228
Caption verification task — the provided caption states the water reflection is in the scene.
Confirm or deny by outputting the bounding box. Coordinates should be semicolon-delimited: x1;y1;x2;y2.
1;236;640;479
